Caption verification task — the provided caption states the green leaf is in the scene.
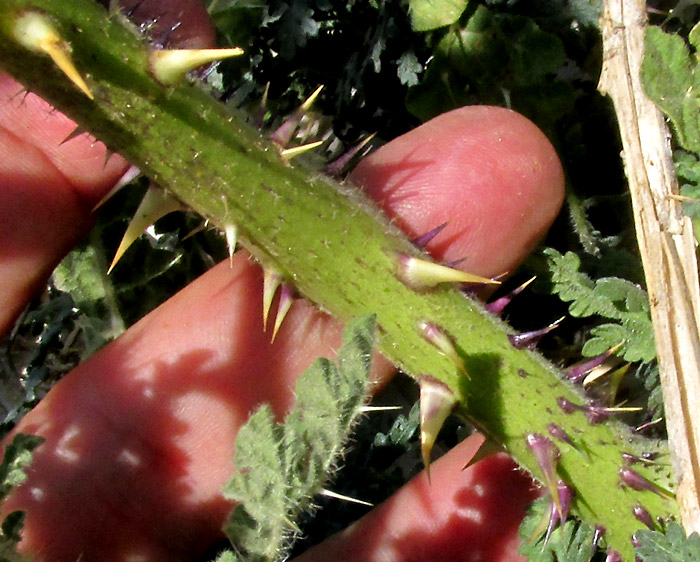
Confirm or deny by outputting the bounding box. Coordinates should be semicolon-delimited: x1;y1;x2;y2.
406;6;569;126
397;51;423;86
0;434;43;561
642;26;700;153
212;551;238;562
636;522;700;562
222;316;376;561
409;0;470;31
543;249;655;362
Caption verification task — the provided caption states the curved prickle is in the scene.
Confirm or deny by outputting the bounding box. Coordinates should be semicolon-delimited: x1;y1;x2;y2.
508;317;564;350
395;253;499;289
566;343;623;384
325;133;376;177
13;10;94;99
411;222;449;250
418;375;457;479
270;85;323;147
526;433;563;519
271;284;294;342
632;504;655;530
619;467;674;499
486;276;535;316
108;184;183;273
148;47;243;85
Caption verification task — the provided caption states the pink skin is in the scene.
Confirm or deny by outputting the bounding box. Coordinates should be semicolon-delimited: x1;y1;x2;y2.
0;1;565;560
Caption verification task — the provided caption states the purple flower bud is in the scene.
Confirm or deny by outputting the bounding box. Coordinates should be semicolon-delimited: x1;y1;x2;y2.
632;505;655;529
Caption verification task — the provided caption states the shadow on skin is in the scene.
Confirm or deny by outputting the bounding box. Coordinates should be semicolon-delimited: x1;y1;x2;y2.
295;434;538;562
3;253;349;562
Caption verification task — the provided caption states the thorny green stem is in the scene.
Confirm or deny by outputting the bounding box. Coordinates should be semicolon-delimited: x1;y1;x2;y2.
0;0;678;558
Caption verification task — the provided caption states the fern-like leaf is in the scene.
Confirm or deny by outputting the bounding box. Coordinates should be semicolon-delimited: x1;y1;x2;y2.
636;522;700;562
543;248;655;362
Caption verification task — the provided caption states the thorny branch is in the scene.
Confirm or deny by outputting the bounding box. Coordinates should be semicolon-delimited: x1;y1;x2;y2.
598;0;700;533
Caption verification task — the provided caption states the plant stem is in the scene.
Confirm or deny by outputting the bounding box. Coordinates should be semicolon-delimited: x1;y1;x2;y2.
0;0;679;556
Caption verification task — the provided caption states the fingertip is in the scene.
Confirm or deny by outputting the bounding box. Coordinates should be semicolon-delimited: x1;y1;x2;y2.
295;433;537;562
115;0;216;49
350;106;565;278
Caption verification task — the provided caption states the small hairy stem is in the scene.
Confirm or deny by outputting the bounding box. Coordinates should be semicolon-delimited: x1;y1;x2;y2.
0;0;679;557
598;0;700;533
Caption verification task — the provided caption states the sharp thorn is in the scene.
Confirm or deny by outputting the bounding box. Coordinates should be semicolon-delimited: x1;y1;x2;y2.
14;11;94;99
632;504;655;529
486;276;536;316
60;125;87;145
182;220;208;240
526;433;563;519
566;342;624;384
325;132;376;177
410;222;449;250
395;253;500;290
279;140;324;160
300;84;324;111
583;360;628;389
262;269;282;331
418;375;457;481
223;222;237;266
108;185;183;273
358;405;403;413
254;82;270;129
271;284;294;342
619;466;675;498
93;166;142;211
508;317;565;350
149;47;244;85
418;321;465;374
270;85;324;147
461;438;502;470
103;147;117;167
319;488;373;507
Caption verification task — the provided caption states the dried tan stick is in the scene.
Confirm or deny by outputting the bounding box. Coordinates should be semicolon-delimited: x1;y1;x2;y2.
598;0;700;532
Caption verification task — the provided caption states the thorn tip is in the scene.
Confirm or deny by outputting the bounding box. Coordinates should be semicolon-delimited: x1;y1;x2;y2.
149;47;243;85
14;11;94;99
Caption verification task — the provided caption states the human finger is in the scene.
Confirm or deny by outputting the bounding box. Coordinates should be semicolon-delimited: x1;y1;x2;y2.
294;434;538;562
0;0;215;334
3;106;564;561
